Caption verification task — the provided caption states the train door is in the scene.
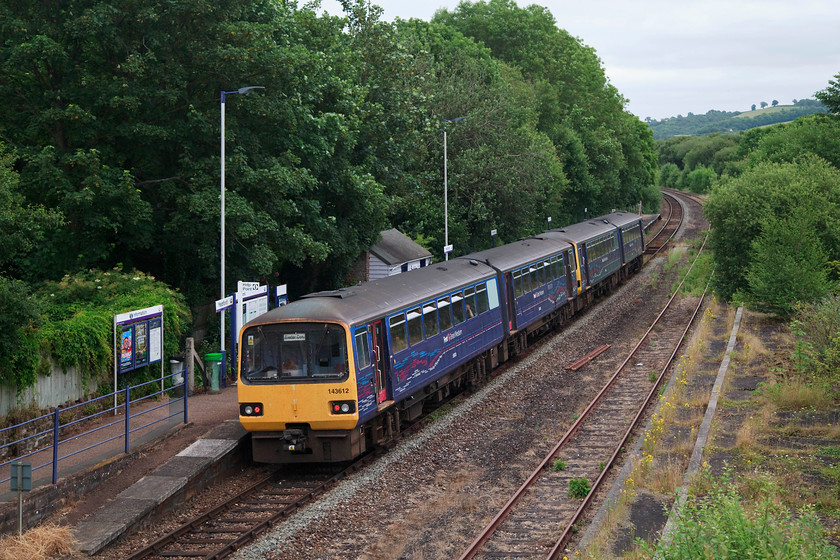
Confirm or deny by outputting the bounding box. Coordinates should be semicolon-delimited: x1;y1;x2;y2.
371;320;390;404
504;272;517;333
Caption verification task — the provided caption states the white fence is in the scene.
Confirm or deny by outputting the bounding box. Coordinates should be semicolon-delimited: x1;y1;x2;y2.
0;364;91;418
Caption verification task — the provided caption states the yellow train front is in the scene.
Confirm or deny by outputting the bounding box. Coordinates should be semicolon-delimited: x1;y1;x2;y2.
237;307;364;463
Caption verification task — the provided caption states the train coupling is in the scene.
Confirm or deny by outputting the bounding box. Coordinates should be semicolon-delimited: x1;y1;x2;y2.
282;429;308;453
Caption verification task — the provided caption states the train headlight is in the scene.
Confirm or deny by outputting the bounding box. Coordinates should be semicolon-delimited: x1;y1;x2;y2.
240;403;264;416
330;400;356;415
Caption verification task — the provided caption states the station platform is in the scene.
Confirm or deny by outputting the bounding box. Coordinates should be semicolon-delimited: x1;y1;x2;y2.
74;418;248;554
0;385;246;555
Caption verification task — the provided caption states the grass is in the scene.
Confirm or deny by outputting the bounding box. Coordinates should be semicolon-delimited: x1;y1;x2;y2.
0;524;77;560
642;470;838;559
761;378;835;411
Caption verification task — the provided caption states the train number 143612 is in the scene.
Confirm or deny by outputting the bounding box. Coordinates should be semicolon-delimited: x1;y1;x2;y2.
328;388;350;395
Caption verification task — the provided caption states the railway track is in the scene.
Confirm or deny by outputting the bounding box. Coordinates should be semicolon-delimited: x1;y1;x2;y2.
459;219;709;558
644;191;683;257
123;469;340;560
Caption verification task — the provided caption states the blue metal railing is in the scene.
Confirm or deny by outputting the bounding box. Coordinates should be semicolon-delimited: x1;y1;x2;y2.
1;370;188;490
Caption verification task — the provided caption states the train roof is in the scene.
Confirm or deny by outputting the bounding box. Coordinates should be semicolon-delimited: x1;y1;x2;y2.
463;237;571;273
540;218;617;245
246;258;496;328
599;211;642;229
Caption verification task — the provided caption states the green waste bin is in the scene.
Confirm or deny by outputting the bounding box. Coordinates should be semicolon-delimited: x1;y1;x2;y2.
204;353;223;392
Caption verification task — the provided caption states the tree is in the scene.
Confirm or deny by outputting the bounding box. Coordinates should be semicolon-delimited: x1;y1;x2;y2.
432;0;658;217
0;1;399;300
705;156;840;301
751;104;757;111
772;99;779;107
747;211;830;316
815;72;840;113
760;101;768;109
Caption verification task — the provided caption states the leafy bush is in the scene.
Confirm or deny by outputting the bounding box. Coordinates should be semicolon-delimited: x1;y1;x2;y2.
568;477;590;499
791;293;840;382
0;276;41;389
0;267;191;390
647;473;837;559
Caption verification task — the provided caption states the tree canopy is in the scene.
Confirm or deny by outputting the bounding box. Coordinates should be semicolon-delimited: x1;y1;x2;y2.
0;0;658;309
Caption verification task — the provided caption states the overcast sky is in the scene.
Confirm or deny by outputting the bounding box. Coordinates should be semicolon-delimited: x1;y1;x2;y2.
318;0;840;121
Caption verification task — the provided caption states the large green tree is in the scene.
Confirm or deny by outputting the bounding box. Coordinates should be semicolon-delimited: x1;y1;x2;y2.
393;19;567;254
0;0;396;300
815;72;840;113
433;0;658;218
705;156;840;302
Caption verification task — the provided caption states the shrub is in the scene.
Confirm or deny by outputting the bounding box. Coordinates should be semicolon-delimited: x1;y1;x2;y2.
647;472;837;559
0;276;41;388
568;477;590;499
0;267;192;391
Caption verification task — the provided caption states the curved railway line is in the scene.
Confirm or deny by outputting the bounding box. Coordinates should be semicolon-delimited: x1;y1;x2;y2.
120;191;699;560
459;233;709;559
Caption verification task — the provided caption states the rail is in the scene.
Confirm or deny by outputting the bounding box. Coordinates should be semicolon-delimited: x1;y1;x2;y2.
0;371;187;492
460;195;708;559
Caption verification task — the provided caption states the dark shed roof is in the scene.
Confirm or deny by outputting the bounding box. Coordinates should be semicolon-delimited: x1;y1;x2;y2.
369;229;432;266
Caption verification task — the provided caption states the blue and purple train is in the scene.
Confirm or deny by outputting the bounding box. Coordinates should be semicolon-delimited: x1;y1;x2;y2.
237;212;645;463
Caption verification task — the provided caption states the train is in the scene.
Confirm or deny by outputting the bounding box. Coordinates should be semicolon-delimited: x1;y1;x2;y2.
237;211;645;463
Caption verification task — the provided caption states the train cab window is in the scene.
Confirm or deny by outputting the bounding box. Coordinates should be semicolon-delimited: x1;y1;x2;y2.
452;291;466;324
389;314;408;353
464;286;477;318
354;327;371;369
476;283;490;314
513;269;524;297
240;322;348;385
438;296;454;331
406;306;423;345
423;302;439;338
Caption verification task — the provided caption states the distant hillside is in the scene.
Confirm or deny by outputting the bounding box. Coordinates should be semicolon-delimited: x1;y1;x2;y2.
647;99;826;139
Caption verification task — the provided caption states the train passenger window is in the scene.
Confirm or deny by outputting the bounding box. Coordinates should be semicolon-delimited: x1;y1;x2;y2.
464;287;476;318
529;264;539;290
476;283;490;314
406;306;423;345
542;260;551;282
519;268;530;294
354;327;371;369
389;314;408;353
423;302;439;338
550;256;559;280
438;297;454;331
452;291;465;324
537;261;545;285
513;269;523;297
486;278;500;309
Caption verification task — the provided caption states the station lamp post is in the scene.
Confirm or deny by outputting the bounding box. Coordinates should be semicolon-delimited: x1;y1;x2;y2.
443;116;467;261
220;86;264;352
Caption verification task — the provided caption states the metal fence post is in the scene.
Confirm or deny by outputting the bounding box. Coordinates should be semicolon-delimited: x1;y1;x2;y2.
124;385;131;454
183;375;189;424
52;409;59;484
